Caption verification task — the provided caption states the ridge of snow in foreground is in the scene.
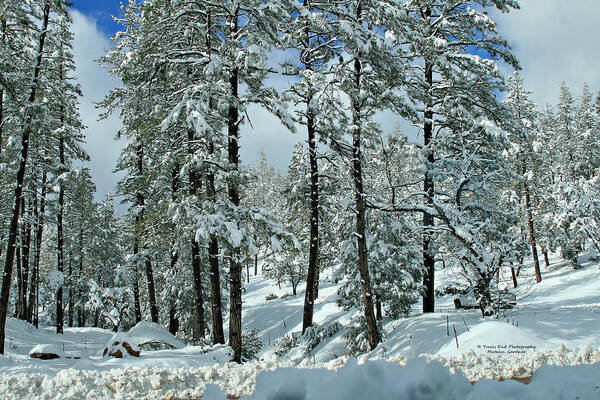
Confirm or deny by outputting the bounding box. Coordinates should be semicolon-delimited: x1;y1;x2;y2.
1;345;599;400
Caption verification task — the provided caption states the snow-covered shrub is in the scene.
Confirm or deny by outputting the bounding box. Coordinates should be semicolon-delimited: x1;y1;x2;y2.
274;322;343;358
343;317;384;357
265;293;278;301
241;329;262;360
274;332;301;357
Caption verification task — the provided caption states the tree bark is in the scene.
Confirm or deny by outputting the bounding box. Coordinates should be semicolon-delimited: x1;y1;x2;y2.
68;250;73;327
375;296;383;321
511;266;518;288
29;170;47;325
17;198;32;320
132;266;142;324
302;95;320;333
77;226;84;327
0;3;51;353
206;142;224;344
188;129;206;341
168;165;180;336
422;16;436;313
0;19;7;157
542;248;550;268
135;141;158;323
350;3;379;350
227;10;243;363
523;178;542;283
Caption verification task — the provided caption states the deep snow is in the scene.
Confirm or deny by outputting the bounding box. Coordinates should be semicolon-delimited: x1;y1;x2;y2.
0;251;598;399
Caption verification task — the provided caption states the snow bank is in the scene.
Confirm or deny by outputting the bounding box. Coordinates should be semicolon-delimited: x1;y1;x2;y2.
2;346;599;400
127;321;185;349
430;344;600;381
203;358;600;400
437;320;543;358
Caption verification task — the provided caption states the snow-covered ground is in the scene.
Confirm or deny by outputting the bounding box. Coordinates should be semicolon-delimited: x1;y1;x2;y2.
1;252;599;399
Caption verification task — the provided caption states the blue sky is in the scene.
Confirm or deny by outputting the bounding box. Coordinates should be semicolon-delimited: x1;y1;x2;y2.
72;0;122;36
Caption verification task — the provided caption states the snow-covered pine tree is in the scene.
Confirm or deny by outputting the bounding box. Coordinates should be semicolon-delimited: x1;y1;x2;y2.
503;72;543;283
396;0;520;314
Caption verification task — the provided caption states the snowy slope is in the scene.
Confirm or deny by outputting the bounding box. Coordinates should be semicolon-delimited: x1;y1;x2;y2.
0;252;599;399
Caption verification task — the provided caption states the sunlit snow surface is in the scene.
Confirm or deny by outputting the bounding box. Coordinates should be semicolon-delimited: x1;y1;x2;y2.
0;251;599;399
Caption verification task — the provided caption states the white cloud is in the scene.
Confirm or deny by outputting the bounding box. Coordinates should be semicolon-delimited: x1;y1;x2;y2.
71;10;125;205
493;0;600;106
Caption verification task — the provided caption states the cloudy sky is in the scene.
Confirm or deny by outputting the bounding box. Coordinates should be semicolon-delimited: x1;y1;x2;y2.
70;0;600;206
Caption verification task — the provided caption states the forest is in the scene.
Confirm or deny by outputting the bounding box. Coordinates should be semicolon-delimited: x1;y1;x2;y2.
1;0;599;370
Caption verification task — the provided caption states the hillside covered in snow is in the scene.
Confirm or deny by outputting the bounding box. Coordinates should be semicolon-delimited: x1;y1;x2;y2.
1;252;599;399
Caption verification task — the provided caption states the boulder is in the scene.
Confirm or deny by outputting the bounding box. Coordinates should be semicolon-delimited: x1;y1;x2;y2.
29;344;63;360
103;332;140;358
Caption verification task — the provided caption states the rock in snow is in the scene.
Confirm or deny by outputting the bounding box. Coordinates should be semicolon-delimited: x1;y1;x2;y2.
103;332;140;358
29;344;63;360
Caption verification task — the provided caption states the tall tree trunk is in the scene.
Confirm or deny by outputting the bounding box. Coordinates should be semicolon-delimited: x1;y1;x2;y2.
188;129;206;341
422;19;436;313
56;105;66;335
510;266;518;288
17;198;32;320
0;19;7;157
77;226;84;326
0;3;51;352
350;3;379;350
302;95;320;333
227;10;243;363
68;250;73;327
168;165;180;336
57;136;65;334
203;12;224;345
132;262;142;324
29;171;47;325
523;176;542;283
542;247;550;268
135;141;158;323
206;141;225;344
14;245;21;318
375;296;383;321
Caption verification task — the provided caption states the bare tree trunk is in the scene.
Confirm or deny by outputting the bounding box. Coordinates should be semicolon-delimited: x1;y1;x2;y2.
511;266;518;288
132;269;142;323
541;247;550;268
68;250;73;327
188;129;206;341
168;166;180;336
18;199;32;320
350;5;379;350
254;254;258;276
0;19;7;157
135;140;158;323
14;245;21;318
422;18;436;313
301;0;321;334
375;296;383;321
29;171;47;325
77;226;84;327
523;177;542;283
0;3;51;352
206;142;224;344
227;11;243;363
57;138;65;334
